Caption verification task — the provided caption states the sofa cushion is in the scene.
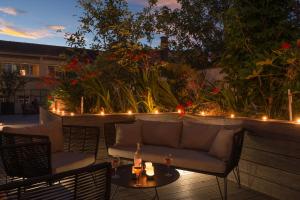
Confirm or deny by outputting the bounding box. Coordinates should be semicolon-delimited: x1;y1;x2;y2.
209;128;241;161
180;121;221;151
52;152;95;174
2;120;64;153
115;121;142;147
108;145;226;173
141;120;182;148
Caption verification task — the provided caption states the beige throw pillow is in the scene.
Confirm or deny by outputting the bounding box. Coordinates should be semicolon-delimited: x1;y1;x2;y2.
208;128;240;161
115;121;142;147
142;120;182;148
180;121;221;151
2;120;64;153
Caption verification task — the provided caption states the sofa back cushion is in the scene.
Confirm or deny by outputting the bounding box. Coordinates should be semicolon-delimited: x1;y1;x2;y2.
208;128;241;161
115;121;142;147
180;121;221;151
2;120;64;153
142;120;182;148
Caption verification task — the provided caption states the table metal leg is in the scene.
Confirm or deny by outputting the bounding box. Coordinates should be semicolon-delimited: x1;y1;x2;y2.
111;185;119;200
154;187;159;200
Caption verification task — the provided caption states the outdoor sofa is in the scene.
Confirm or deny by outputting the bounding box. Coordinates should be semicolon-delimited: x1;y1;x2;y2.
107;119;245;200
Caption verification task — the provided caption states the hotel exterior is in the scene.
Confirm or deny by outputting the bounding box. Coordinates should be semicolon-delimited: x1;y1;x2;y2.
0;40;69;114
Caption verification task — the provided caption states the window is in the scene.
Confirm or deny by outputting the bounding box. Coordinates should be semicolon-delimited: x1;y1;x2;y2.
48;66;64;78
1;63;39;77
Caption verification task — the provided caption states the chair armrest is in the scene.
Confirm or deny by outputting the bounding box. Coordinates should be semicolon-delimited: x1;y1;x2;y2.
0;142;51;178
0;162;112;200
62;126;100;159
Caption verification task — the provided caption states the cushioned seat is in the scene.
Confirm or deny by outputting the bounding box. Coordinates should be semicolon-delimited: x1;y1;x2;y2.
52;152;95;174
108;145;226;173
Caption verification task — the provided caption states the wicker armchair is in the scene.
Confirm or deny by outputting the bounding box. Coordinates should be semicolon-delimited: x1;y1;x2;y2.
0;125;100;182
0;162;111;200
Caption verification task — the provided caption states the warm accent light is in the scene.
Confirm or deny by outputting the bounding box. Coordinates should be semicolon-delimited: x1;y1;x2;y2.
19;69;26;76
262;116;268;121
296;118;300;124
70;112;75;116
52;108;56;112
57;108;60;113
200;111;205;116
145;162;154;177
61;111;65;116
230;114;235;118
177;109;182;114
100;111;105;116
127;110;132;115
154;110;159;114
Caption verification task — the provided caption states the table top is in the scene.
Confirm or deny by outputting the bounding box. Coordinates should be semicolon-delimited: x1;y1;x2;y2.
111;164;180;189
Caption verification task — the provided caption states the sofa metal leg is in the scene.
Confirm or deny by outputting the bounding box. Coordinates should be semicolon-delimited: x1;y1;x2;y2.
233;166;241;188
216;177;223;200
224;177;227;200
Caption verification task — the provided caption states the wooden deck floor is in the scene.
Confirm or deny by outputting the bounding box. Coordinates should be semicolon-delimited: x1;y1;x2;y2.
111;170;276;200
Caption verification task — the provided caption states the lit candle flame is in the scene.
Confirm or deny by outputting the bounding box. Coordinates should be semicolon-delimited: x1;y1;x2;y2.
154;110;159;114
177;109;182;114
127;110;132;115
200;111;205;116
296;118;300;124
61;111;65;116
100;111;105;116
70;112;75;116
230;114;235;118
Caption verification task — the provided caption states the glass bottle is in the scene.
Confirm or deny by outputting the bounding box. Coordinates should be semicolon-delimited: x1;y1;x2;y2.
134;143;142;167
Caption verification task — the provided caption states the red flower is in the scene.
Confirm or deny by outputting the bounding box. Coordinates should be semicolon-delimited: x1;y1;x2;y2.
297;39;300;48
212;87;220;94
186;101;193;107
70;79;79;85
281;42;291;49
47;95;53;100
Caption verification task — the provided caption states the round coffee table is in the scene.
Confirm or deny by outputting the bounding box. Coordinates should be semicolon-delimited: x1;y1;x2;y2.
111;163;180;200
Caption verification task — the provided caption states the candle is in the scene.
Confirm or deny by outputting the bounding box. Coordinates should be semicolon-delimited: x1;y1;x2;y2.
70;112;75;116
262;116;268;121
127;110;132;115
230;114;235;118
146;168;154;177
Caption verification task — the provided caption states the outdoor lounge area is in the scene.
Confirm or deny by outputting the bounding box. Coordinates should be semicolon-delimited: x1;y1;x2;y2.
0;0;300;199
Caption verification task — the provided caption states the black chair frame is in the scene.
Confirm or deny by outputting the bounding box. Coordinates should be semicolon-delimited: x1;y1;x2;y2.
0;162;112;200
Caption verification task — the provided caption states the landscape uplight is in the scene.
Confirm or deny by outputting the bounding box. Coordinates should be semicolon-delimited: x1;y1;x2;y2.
262;116;268;121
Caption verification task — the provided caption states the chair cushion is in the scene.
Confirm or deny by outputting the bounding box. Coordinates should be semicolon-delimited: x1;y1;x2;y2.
51;152;95;174
209;128;241;161
2;120;64;153
141;120;182;148
180;121;221;151
108;145;226;173
115;121;142;147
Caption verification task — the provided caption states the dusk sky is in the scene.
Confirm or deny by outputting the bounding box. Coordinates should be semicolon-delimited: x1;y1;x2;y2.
0;0;179;47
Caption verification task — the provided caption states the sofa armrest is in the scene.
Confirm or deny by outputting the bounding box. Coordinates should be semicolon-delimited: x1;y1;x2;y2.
225;128;245;174
62;126;100;159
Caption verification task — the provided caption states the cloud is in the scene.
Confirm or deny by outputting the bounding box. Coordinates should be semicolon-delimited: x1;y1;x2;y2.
0;18;53;39
128;0;180;9
47;25;66;32
0;7;26;16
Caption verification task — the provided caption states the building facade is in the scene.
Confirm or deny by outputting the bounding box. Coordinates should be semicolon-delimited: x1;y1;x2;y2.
0;40;69;114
